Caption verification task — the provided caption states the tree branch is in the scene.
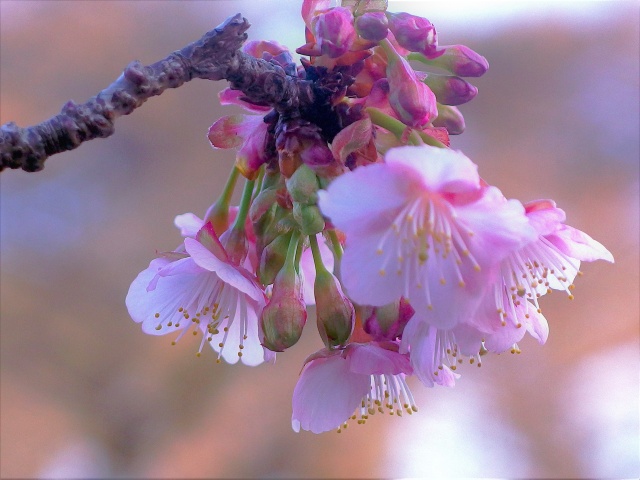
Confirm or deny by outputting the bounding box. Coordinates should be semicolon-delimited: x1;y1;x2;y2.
0;13;313;173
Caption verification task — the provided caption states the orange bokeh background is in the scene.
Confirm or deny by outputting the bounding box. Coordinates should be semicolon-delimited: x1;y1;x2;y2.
1;1;638;478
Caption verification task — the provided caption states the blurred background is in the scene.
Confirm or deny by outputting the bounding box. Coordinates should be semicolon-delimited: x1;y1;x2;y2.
1;1;638;478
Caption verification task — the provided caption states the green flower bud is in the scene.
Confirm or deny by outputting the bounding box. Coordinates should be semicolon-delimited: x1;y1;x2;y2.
314;269;355;348
286;164;319;205
293;203;325;235
258;232;292;285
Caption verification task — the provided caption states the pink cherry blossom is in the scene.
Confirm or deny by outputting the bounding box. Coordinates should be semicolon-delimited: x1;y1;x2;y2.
291;342;415;433
126;222;271;366
318;145;537;330
467;199;613;344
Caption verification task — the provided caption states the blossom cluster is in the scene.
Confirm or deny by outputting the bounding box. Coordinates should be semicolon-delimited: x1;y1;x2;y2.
126;0;613;434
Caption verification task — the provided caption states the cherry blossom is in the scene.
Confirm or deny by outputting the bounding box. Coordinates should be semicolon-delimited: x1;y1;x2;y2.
291;342;416;434
126;221;270;366
318;145;537;330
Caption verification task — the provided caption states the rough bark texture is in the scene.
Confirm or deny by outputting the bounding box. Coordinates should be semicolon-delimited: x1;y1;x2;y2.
0;13;314;173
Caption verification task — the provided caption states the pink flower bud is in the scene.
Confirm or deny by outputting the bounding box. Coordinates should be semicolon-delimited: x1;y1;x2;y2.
312;7;357;58
383;40;437;127
277;120;343;178
314;269;355;348
363;298;414;341
387;12;438;57
208;115;270;180
429;44;489;77
355;12;388;41
260;258;307;352
423;74;478;106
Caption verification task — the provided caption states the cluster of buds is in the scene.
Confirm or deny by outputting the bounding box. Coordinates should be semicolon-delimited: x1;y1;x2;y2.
127;0;613;434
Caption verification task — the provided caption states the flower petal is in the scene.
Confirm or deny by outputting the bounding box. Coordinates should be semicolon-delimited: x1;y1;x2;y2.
174;213;204;238
292;355;369;433
347;343;412;376
184;237;265;303
318;162;411;234
547;225;614;263
384;145;480;195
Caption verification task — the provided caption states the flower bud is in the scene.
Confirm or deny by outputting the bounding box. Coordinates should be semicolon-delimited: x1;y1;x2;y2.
383;40;438;127
293;203;325;235
355;12;388;41
432;104;466;135
312;7;357;58
425;44;489;77
342;0;388;15
386;12;438;57
260;238;307;352
314;269;355;348
259;232;292;285
363;297;414;340
286;164;320;205
423;74;478;106
277;120;343;178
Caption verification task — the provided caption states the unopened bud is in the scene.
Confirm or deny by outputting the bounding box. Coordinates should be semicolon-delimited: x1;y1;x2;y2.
293;203;325;235
423;74;478;106
386;12;438;57
314;269;355;348
312;7;357;58
355;12;388;41
363;297;414;340
425;44;489;77
432;104;466;135
342;0;388;15
259;232;292;285
286;164;320;205
382;40;437;127
260;238;307;352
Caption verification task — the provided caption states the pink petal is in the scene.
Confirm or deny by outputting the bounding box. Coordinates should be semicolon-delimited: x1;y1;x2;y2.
126;258;208;335
451;322;484;357
317;162;411;234
347;343;412;376
292;355;370;433
384;146;480;195
484;322;527;353
547;225;614;263
218;88;272;113
524;199;566;236
524;305;549;345
195;222;229;262
207;114;264;149
330;117;373;163
400;320;459;388
340;231;405;306
455;187;537;267
183;238;265;303
174;213;204;238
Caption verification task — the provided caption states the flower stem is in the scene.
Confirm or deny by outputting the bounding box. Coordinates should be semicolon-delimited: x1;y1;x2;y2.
327;229;343;281
327;230;343;262
309;234;329;275
232;178;255;232
366;107;423;146
285;230;301;273
205;166;240;228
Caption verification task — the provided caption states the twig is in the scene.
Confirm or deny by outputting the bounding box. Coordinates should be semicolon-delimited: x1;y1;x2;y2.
0;13;313;173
